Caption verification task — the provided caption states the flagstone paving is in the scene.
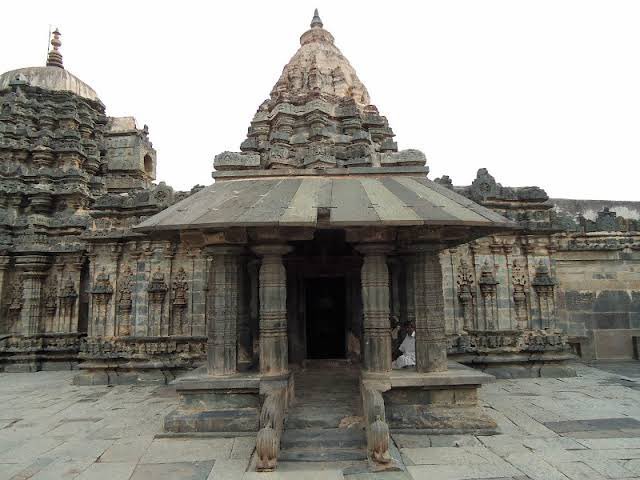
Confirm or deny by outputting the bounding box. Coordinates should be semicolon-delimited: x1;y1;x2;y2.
0;361;638;479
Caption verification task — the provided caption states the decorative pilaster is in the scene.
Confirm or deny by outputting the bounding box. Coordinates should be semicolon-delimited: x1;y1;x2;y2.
16;256;51;336
171;267;189;335
478;260;499;331
356;244;392;374
59;276;78;333
409;244;448;373
91;268;114;335
206;246;243;376
0;256;13;334
117;264;134;336
532;262;556;329
456;259;476;331
511;259;529;330
148;268;168;336
252;245;292;376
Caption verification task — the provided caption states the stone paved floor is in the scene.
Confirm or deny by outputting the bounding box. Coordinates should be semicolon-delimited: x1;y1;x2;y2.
0;361;639;479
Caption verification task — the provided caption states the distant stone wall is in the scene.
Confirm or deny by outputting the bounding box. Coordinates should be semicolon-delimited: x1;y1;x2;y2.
552;199;640;232
554;232;640;360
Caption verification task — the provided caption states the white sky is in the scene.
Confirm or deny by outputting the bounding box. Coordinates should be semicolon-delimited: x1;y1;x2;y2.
2;0;639;200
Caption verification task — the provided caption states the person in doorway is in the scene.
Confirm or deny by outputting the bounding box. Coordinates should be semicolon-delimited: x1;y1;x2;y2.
392;322;416;369
390;315;401;359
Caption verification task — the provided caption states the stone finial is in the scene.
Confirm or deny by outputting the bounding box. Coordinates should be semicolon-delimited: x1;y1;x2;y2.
310;8;323;28
46;28;64;69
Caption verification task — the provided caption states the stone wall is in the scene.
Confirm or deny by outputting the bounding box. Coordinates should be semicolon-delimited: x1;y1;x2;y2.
554;232;640;360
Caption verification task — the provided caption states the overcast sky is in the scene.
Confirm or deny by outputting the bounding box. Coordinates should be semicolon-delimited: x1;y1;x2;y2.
2;1;639;200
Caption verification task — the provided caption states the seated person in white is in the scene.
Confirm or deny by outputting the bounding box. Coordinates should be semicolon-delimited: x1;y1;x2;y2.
392;324;416;369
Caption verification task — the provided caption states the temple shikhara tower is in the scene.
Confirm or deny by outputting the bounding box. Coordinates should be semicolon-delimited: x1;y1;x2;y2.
0;10;638;471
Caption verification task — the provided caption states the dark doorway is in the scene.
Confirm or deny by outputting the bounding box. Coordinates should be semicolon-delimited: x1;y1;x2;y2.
305;277;346;359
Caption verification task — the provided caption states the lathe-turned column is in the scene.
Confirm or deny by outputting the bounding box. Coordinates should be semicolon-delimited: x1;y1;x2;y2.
409;244;448;373
206;246;244;376
252;245;292;376
237;255;252;370
356;244;393;374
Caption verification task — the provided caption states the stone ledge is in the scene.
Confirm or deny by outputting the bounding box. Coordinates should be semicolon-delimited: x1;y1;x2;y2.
389;361;495;388
173;367;261;392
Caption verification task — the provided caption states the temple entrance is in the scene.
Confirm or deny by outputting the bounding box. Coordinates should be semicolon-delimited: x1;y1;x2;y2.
305;277;346;359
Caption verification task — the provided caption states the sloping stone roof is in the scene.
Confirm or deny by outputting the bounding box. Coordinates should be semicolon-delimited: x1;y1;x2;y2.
135;173;515;231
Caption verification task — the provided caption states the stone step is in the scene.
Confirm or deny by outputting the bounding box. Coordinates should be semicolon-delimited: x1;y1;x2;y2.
286;409;355;429
281;427;366;450
279;447;367;462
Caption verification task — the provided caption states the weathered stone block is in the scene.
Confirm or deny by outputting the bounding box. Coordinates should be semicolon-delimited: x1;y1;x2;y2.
594;290;631;312
164;407;259;433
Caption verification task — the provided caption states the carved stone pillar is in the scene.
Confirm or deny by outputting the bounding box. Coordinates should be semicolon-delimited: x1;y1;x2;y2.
16;256;50;336
206;246;243;376
402;255;416;327
356;244;392;374
237;255;252;369
409;245;448;373
252;245;292;376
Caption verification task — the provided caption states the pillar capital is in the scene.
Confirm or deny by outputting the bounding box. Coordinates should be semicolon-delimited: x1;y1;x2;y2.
15;255;51;273
251;244;293;257
355;242;394;256
204;245;246;257
400;242;445;254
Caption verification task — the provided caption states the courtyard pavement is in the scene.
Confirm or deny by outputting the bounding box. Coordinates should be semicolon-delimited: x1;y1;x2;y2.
0;362;639;479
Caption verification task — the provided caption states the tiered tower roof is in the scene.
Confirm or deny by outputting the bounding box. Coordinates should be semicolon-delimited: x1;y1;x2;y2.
214;10;424;172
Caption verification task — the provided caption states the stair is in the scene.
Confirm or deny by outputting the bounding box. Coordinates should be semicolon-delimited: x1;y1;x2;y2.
280;360;367;462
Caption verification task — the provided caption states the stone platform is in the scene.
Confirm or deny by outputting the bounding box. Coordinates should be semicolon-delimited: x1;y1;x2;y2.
163;367;291;434
381;362;498;434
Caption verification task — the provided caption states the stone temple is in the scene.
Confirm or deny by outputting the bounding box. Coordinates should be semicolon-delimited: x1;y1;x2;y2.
0;11;638;470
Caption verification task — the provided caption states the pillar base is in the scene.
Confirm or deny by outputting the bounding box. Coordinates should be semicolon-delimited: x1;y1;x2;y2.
382;362;497;434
